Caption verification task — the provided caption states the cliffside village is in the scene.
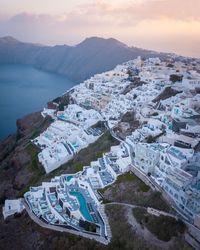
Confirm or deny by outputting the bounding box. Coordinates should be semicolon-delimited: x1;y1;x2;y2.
3;55;200;245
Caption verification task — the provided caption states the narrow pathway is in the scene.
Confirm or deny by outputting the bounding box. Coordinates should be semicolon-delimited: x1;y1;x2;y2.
105;202;176;218
106;202;139;208
105;202;177;249
125;206;174;249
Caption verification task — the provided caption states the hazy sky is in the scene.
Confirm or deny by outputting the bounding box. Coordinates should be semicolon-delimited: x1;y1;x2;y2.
0;0;200;57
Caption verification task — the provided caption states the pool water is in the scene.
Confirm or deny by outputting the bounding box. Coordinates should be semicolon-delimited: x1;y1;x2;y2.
72;143;79;149
49;194;57;202
58;115;69;121
55;204;62;213
66;175;74;182
70;191;93;222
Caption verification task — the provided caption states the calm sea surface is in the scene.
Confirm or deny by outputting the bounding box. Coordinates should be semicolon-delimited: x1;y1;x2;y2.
0;64;76;141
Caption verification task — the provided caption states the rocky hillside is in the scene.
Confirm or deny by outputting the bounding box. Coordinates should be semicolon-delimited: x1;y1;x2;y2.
0;36;161;82
0;112;52;203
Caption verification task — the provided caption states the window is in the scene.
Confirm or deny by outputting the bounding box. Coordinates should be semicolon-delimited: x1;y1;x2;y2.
181;197;186;205
165;157;170;165
174;193;178;199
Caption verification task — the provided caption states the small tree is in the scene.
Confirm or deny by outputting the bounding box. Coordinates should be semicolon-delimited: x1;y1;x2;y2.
146;135;156;143
170;74;183;83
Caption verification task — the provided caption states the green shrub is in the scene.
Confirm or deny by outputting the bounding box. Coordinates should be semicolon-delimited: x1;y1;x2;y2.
170;74;183;83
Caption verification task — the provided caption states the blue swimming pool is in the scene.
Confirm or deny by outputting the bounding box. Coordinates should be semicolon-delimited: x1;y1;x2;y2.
55;204;62;213
70;191;93;222
72;143;79;149
58;115;68;121
66;175;74;182
44;134;53;141
49;194;57;202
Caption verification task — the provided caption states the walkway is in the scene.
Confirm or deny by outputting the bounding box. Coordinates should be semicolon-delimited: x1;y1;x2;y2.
105;202;175;249
125;206;175;249
105;202;177;219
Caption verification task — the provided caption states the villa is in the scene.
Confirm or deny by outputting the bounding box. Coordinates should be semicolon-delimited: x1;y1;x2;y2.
3;199;25;219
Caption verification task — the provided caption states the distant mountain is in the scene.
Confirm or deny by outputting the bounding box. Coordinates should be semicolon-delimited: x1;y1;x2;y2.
0;36;20;44
0;36;161;82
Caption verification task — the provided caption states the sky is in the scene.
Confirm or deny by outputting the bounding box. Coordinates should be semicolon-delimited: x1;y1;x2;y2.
0;0;200;57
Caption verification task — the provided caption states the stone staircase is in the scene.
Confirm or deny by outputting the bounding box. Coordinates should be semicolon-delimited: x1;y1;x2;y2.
99;204;112;243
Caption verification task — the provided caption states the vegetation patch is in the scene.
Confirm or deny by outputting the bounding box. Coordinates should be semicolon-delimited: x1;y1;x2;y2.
114;111;140;139
0;204;191;250
30;130;40;139
121;112;136;123
170;74;183;83
53;93;71;111
25;144;44;175
17;144;45;197
99;172;150;194
132;207;186;242
100;172;170;212
116;172;138;183
44;131;120;180
91;121;105;130
121;77;147;95
152;86;181;103
167;63;174;68
105;205;153;250
0;134;18;164
116;172;150;193
13;129;119;198
146;131;165;143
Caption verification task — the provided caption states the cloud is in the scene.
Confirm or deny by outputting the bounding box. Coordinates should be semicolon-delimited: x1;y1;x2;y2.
0;0;199;57
2;0;200;30
65;0;200;26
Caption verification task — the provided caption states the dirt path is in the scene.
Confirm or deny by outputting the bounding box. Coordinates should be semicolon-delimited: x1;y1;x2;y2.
125;206;175;250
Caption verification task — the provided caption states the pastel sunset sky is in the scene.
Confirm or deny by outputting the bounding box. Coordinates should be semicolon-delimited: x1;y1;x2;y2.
0;0;200;57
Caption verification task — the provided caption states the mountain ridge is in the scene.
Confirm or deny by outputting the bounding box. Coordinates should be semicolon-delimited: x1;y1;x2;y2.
0;36;20;44
0;36;162;82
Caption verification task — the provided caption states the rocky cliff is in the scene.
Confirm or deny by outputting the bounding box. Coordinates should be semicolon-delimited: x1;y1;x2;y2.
0;112;52;203
0;36;161;82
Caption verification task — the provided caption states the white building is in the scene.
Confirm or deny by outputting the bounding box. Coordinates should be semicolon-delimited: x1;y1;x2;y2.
2;199;25;219
134;143;167;175
182;76;200;89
